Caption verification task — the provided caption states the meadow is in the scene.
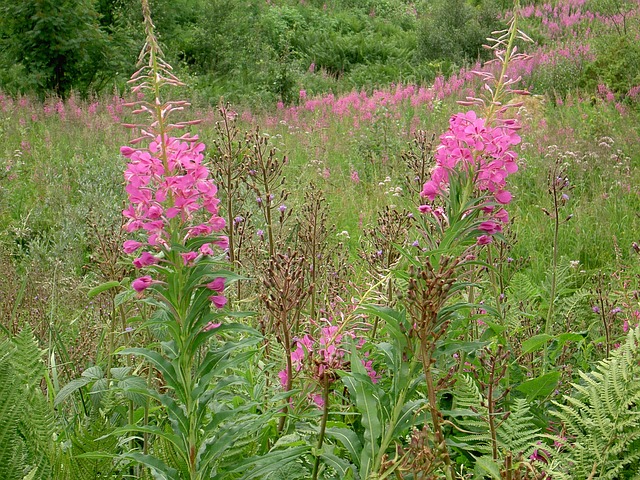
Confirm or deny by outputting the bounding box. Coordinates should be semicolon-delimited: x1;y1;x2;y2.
1;0;640;478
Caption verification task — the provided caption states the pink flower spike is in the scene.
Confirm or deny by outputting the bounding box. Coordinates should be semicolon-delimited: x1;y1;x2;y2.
209;295;227;309
132;276;154;292
207;277;226;293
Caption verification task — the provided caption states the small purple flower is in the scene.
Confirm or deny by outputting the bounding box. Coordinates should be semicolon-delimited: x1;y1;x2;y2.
412;240;420;247
592;306;601;313
257;229;264;237
611;307;622;315
279;204;287;213
256;197;262;204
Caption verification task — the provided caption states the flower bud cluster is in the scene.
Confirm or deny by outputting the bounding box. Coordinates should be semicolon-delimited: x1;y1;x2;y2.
278;325;378;405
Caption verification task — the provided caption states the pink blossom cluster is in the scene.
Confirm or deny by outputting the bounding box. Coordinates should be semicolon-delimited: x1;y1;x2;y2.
122;135;229;305
278;325;378;405
420;110;521;235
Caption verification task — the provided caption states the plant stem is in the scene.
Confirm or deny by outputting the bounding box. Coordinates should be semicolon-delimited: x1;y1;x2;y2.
312;377;330;480
420;338;455;479
277;321;293;434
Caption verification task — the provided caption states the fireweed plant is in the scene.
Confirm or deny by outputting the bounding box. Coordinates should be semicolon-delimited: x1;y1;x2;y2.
111;2;266;478
368;10;534;479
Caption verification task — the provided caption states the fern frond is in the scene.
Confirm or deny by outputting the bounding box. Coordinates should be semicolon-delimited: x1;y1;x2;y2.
498;398;540;458
450;374;493;455
12;326;46;387
507;272;543;305
0;340;24;480
551;327;640;478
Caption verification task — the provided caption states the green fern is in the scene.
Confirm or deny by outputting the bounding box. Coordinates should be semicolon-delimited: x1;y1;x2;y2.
0;327;58;480
497;398;540;459
548;326;640;479
451;376;542;462
451;374;493;455
0;340;26;480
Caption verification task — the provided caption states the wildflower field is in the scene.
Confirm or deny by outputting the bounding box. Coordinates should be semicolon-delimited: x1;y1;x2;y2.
2;0;640;478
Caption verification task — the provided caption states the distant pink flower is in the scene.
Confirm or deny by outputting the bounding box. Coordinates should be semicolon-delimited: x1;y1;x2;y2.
479;221;501;235
362;358;379;383
311;393;325;408
123;240;143;254
351;170;360;183
200;243;214;255
207;277;225;293
209;295;227;309
278;369;288;388
476;235;493;245
132;276;154;292
204;321;221;331
214;236;229;250
181;251;198;265
133;251;159;268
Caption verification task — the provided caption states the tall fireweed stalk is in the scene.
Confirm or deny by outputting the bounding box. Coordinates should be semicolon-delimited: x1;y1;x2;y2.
114;1;260;478
405;7;531;478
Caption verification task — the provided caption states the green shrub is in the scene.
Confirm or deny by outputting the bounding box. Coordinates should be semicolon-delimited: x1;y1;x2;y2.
416;0;501;64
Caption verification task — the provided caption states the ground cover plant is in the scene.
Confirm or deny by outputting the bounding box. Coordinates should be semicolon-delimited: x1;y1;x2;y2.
1;0;640;478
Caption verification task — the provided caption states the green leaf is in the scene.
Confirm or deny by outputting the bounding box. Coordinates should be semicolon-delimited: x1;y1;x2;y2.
232;446;310;480
117;376;148;405
557;332;586;346
439;340;490;356
115;288;136;308
88;281;120;298
516;371;560;400
342;363;381;478
325;427;363;468
123;452;178;479
54;376;92;406
320;451;357;478
474;456;501;479
82;365;104;380
522;334;553;354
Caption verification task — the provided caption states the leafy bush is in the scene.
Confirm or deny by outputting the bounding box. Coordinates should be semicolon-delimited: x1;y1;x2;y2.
0;0;117;96
417;0;502;64
585;34;640;95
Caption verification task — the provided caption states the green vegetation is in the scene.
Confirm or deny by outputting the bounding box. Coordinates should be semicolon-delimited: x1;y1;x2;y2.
1;0;640;478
